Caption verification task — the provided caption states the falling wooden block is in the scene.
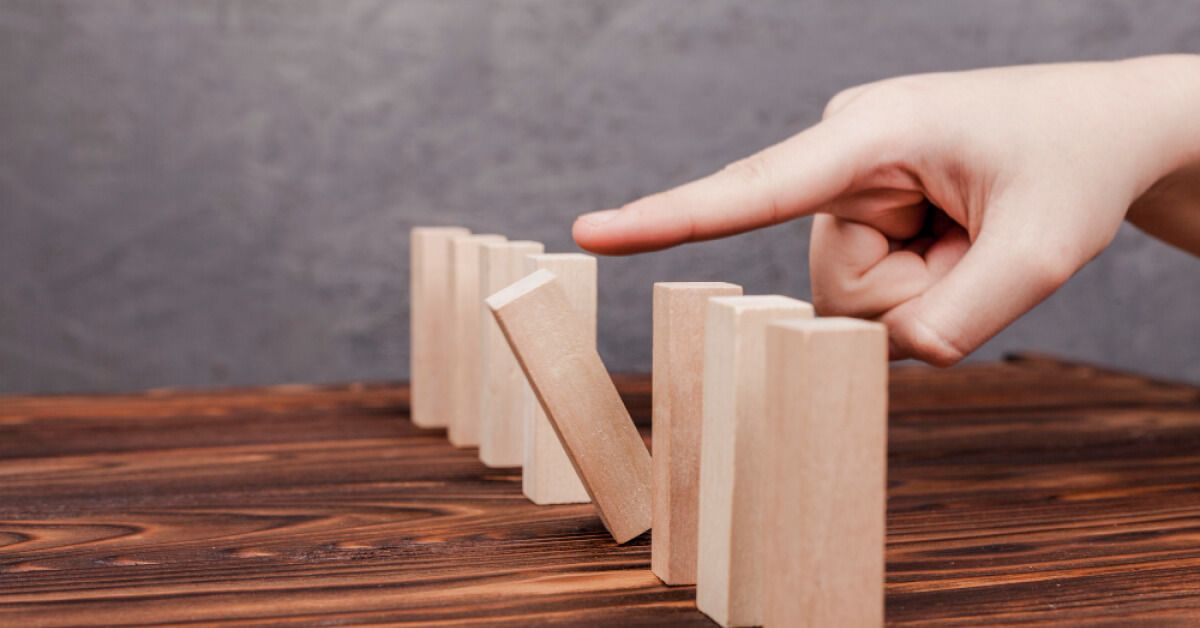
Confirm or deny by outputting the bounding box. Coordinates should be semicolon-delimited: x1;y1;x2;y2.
410;226;470;428
763;318;887;628
479;240;544;467
696;295;814;627
447;233;507;448
486;269;652;543
520;254;596;505
651;282;743;586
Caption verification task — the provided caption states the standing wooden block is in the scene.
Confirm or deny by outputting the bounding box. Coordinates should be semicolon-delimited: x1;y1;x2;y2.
651;282;743;586
486;270;652;543
447;233;507;447
521;254;596;505
696;295;814;627
410;226;470;428
479;240;544;467
763;318;887;628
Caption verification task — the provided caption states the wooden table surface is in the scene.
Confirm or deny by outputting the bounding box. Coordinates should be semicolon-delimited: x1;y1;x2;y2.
3;354;1200;626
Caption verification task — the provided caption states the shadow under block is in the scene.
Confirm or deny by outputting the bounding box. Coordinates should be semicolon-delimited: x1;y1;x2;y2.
447;233;507;448
521;254;595;505
479;240;544;467
651;282;744;586
487;269;652;544
764;318;887;628
410;226;470;428
696;295;814;627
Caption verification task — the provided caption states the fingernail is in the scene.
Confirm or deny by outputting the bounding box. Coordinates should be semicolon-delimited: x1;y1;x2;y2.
578;209;620;227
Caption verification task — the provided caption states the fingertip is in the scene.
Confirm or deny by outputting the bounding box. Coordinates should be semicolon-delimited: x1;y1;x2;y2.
572;209;622;254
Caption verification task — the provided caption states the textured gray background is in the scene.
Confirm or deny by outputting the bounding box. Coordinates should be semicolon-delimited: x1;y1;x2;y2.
1;0;1197;394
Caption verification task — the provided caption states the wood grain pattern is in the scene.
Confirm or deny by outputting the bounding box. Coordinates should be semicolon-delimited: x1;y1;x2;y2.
448;233;506;448
1;355;1199;626
521;254;596;505
764;318;888;628
696;295;813;627
488;270;651;544
410;226;469;428
479;240;543;467
651;282;742;586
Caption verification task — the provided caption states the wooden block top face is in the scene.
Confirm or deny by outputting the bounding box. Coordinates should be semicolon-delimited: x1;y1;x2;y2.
651;281;743;586
706;294;815;316
486;268;556;309
768;316;884;337
487;269;652;543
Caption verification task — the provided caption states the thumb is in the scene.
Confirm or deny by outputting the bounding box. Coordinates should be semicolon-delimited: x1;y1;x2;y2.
882;199;1078;366
573;117;883;255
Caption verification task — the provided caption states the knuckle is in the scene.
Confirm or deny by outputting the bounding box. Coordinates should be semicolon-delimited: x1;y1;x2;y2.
720;154;774;189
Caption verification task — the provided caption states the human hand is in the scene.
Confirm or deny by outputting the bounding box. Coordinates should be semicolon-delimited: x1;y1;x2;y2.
573;55;1200;365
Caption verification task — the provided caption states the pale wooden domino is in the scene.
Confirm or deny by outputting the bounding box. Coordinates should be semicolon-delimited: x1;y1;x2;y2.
410;226;470;428
520;254;596;505
696;295;814;627
447;233;507;447
651;282;743;586
486;269;652;543
479;240;544;467
763;318;887;628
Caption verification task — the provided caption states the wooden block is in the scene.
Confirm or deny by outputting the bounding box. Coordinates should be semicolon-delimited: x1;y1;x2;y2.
696;295;814;627
486;270;652;543
763;318;887;628
521;254;596;505
447;233;507;447
410;226;470;428
479;240;544;467
651;282;744;586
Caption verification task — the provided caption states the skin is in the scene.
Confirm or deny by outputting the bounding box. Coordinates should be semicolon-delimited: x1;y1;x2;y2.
573;55;1200;366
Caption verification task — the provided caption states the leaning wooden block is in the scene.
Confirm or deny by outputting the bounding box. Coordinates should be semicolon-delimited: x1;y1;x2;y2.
486;269;652;543
651;282;743;586
696;295;814;627
479;240;544;467
763;318;887;628
410;226;469;428
447;233;506;447
520;254;596;505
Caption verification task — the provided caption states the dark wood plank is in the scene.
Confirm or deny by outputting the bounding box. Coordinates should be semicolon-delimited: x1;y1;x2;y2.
1;357;1198;625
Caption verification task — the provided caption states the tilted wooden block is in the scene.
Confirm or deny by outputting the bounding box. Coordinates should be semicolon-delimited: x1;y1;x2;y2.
447;233;506;448
651;282;743;586
763;318;887;628
520;254;596;505
486;270;652;543
479;240;544;467
410;226;470;428
696;295;814;627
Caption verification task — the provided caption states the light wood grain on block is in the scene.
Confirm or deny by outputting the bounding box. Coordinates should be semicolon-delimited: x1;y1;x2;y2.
487;270;652;543
764;318;887;628
696;295;814;627
447;233;507;447
479;240;544;467
520;254;596;505
410;226;470;428
651;282;743;586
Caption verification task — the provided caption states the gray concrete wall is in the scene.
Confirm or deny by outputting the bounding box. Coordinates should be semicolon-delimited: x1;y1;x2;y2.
1;0;1197;393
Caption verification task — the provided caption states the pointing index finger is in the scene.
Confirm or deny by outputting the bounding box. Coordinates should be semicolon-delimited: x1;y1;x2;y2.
572;118;879;255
